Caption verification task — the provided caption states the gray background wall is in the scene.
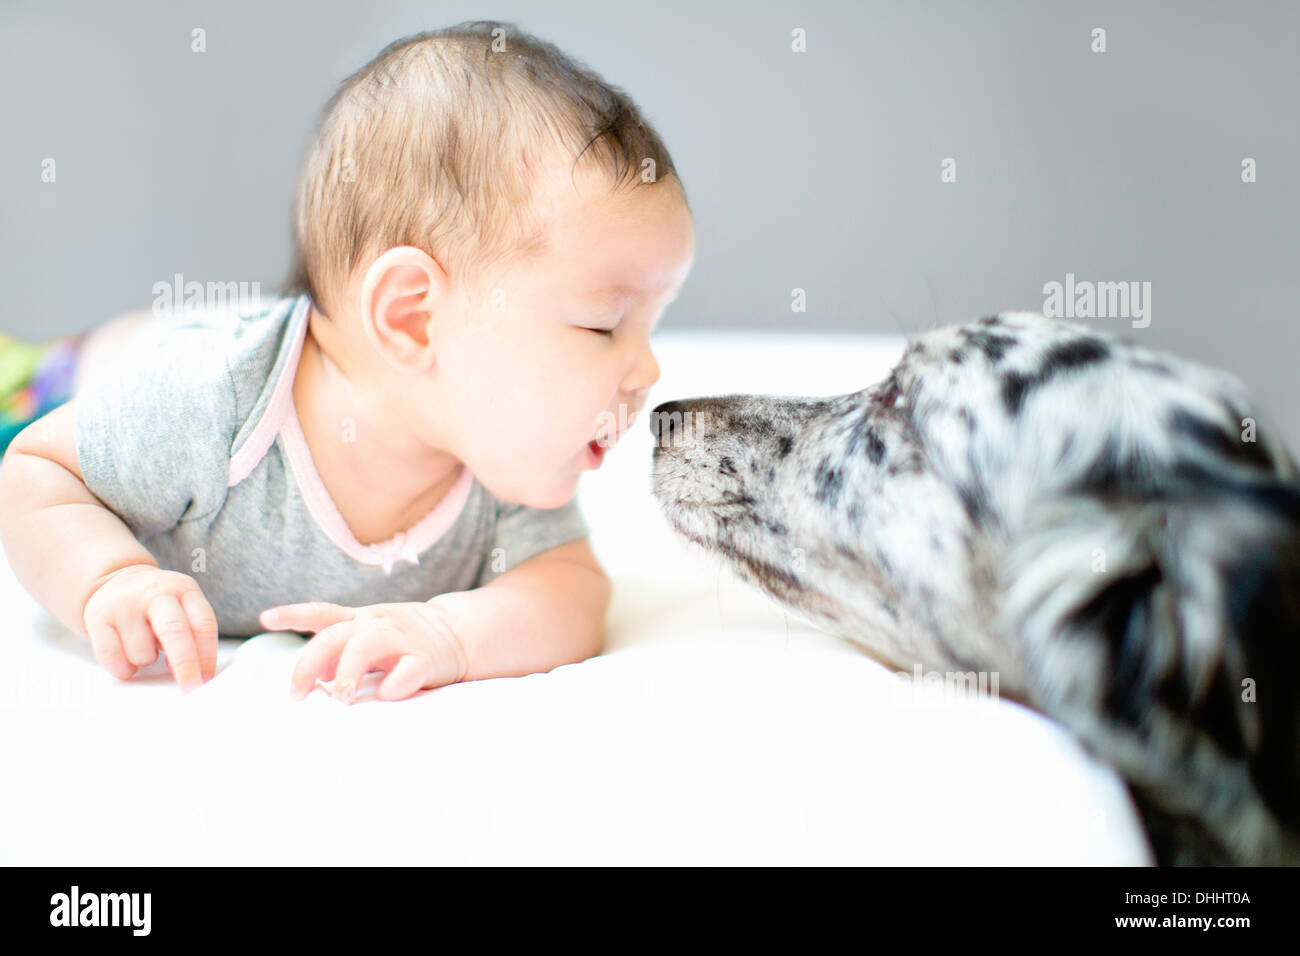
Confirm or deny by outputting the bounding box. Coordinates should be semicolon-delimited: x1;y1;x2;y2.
3;1;1297;445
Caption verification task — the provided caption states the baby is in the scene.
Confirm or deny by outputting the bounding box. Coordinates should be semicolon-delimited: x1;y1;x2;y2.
0;22;695;703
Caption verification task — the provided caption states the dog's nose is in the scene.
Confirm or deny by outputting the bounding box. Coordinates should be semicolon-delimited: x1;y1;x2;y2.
650;400;688;444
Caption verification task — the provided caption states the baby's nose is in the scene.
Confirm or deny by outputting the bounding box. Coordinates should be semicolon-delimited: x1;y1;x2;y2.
636;348;662;391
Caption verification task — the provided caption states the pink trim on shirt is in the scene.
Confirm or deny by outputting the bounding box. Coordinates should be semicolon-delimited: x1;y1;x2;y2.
279;402;474;573
227;295;312;488
223;294;474;574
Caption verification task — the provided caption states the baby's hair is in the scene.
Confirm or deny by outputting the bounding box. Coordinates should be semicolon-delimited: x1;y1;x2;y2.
284;20;687;320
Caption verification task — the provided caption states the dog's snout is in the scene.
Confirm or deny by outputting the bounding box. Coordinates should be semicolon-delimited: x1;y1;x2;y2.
650;400;689;444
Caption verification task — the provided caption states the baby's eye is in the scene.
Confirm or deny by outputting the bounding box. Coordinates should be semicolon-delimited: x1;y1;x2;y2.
578;325;617;337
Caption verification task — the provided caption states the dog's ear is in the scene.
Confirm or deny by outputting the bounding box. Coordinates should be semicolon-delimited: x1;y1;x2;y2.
1213;480;1300;822
1000;477;1300;864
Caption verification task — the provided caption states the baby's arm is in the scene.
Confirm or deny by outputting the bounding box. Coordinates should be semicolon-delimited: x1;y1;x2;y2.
0;400;158;636
0;400;218;689
431;537;611;680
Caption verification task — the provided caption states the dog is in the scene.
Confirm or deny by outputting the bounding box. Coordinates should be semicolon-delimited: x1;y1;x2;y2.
648;311;1300;866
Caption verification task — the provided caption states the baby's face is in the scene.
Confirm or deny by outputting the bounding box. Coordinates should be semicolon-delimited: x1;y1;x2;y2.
434;166;695;509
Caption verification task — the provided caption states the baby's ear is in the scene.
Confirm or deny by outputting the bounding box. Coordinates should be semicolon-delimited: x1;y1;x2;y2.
358;247;447;367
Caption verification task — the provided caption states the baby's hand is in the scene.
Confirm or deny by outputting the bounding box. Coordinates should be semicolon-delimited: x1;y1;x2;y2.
259;601;469;704
82;565;219;692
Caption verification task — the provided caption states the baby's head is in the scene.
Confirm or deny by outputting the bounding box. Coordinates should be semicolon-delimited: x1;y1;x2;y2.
288;21;695;509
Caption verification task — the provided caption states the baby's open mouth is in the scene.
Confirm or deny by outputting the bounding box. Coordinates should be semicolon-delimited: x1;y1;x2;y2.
583;439;607;469
585;411;637;465
591;418;634;451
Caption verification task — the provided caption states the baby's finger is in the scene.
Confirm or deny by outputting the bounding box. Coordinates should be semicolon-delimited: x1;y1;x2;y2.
117;610;160;669
181;588;219;681
88;619;137;681
332;628;405;704
289;619;359;700
376;654;434;701
261;602;355;634
146;593;203;693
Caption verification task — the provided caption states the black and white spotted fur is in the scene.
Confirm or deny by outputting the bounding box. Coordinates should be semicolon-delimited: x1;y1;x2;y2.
649;311;1300;866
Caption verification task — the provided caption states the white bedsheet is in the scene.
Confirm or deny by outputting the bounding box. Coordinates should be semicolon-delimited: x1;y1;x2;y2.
0;331;1152;865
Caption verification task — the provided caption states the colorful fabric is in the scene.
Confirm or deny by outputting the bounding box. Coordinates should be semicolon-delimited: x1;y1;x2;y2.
0;330;86;453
